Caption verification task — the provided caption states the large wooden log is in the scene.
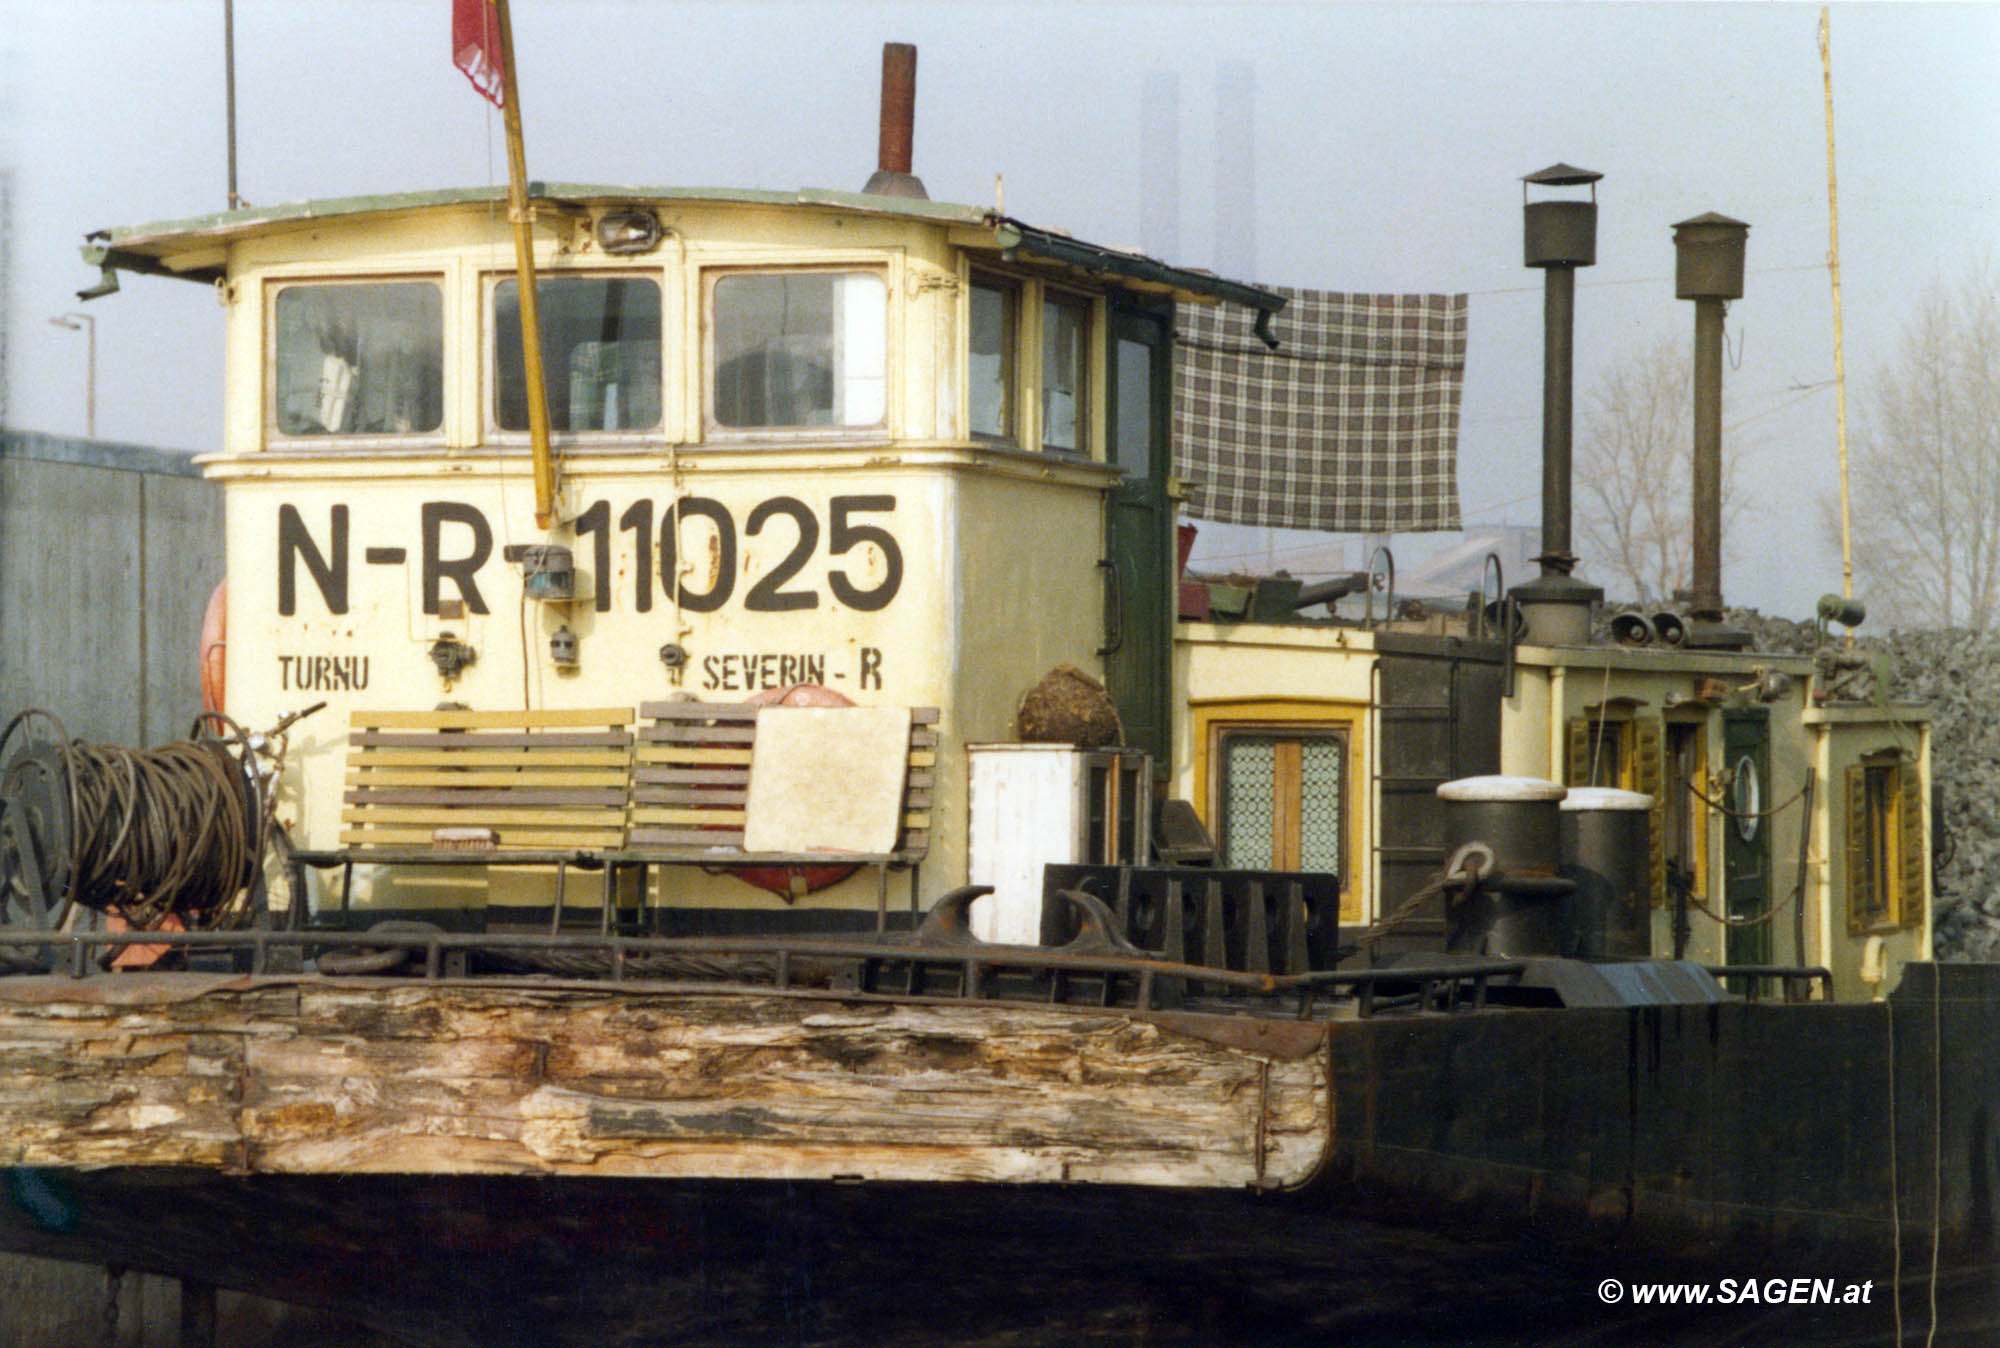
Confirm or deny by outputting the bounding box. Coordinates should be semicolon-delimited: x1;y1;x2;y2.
0;975;1330;1190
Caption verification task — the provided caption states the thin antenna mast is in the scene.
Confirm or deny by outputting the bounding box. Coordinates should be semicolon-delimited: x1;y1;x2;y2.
225;0;240;208
1820;8;1853;601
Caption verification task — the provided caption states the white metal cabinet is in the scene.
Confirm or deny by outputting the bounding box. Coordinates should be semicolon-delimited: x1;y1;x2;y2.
965;744;1150;943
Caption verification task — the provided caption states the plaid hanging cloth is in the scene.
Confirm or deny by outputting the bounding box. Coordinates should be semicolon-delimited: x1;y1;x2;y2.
1172;288;1467;533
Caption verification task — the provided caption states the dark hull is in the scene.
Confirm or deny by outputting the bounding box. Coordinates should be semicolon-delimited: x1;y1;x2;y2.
4;964;1999;1346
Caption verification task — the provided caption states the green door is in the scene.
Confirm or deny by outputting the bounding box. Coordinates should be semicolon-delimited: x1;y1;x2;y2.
1722;708;1772;966
1103;307;1173;769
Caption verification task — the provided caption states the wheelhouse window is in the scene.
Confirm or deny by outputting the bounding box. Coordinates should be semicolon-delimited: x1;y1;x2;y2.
1041;293;1089;454
1217;729;1345;875
494;275;662;433
272;280;443;436
968;276;1017;441
710;270;886;430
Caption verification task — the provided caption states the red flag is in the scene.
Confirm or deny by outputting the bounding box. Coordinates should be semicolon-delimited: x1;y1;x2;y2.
452;0;505;107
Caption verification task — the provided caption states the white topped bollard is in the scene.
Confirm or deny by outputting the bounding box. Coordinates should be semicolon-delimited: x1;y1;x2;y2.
1436;776;1569;957
1559;787;1656;959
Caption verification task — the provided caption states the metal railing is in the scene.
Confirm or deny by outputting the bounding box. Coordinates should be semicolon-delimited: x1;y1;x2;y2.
0;924;1529;1020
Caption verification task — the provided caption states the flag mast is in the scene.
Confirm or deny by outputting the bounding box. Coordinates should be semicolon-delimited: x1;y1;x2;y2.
486;0;559;529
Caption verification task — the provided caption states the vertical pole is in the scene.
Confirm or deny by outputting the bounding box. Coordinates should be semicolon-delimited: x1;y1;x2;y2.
1821;9;1853;603
1540;264;1576;576
491;0;558;529
1690;296;1724;619
224;0;240;208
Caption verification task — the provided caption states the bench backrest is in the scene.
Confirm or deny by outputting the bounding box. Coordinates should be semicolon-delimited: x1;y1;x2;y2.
339;708;635;853
628;701;937;861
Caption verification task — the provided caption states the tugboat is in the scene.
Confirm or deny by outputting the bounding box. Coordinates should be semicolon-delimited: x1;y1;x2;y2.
0;42;1986;1348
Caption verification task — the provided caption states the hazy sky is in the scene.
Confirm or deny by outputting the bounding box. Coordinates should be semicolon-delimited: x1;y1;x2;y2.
3;1;1995;618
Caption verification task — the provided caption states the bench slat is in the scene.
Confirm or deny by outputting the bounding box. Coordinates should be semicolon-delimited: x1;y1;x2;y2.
638;723;757;745
632;745;754;766
348;747;632;768
627;825;747;847
637;701;937;726
346;768;628;789
631;786;748;806
340;826;627;848
352;708;632;730
344;788;626;807
346;805;628;827
350;730;633;748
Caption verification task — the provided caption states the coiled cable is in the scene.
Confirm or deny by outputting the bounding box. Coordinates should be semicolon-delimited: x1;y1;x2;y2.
2;711;265;931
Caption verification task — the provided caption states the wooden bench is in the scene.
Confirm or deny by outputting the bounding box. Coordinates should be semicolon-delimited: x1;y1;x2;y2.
290;707;636;924
615;700;937;923
290;702;937;932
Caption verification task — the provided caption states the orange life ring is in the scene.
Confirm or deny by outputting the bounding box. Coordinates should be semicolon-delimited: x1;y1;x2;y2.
729;684;862;899
199;580;227;714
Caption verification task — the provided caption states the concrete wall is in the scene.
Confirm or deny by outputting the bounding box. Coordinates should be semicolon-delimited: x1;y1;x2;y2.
0;431;222;747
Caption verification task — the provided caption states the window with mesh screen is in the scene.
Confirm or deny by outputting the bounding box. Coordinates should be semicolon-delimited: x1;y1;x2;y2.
1219;729;1346;876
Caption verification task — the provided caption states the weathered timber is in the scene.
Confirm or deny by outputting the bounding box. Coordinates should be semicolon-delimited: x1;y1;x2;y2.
0;975;1329;1188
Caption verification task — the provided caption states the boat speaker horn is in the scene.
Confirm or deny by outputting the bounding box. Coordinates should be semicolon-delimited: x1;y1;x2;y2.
1610;611;1655;646
1651;611;1688;647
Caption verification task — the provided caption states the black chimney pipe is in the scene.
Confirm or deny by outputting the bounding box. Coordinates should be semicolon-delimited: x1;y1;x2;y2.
1508;165;1604;646
1673;212;1751;650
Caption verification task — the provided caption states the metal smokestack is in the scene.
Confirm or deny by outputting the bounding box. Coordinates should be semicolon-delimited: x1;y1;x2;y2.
1508;164;1604;646
1672;212;1751;650
862;43;928;200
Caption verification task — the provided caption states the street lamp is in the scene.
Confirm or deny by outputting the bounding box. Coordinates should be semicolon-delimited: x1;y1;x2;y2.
47;312;96;439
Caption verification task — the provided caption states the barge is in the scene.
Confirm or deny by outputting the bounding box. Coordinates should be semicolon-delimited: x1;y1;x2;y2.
1;42;1987;1348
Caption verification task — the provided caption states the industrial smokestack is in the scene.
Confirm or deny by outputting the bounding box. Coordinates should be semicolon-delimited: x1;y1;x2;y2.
1140;72;1181;259
1507;164;1604;646
862;43;928;200
1214;62;1256;279
1672;211;1751;650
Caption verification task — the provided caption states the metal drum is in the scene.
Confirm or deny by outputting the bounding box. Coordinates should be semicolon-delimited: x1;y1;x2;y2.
1560;787;1656;959
1436;775;1567;957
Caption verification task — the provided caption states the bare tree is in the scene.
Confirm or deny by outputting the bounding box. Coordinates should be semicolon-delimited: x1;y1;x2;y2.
1575;339;1747;604
1844;267;2000;630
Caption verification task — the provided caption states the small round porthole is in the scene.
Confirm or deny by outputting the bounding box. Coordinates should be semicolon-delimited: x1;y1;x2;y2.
1733;754;1761;842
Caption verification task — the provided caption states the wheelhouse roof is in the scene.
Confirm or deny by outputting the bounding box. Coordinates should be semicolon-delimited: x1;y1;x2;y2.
81;182;1285;326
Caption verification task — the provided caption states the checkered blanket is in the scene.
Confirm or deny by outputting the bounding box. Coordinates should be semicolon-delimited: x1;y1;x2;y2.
1172;289;1466;532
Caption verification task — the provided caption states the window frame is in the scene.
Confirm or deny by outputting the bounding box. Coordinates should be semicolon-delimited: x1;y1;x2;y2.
700;263;892;442
481;268;668;444
1193;700;1365;922
264;273;448;450
1039;285;1094;457
1848;749;1922;935
966;269;1022;445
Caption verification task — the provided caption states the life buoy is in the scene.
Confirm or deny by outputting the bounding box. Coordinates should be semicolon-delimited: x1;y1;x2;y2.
729;684;862;899
199;580;227;714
